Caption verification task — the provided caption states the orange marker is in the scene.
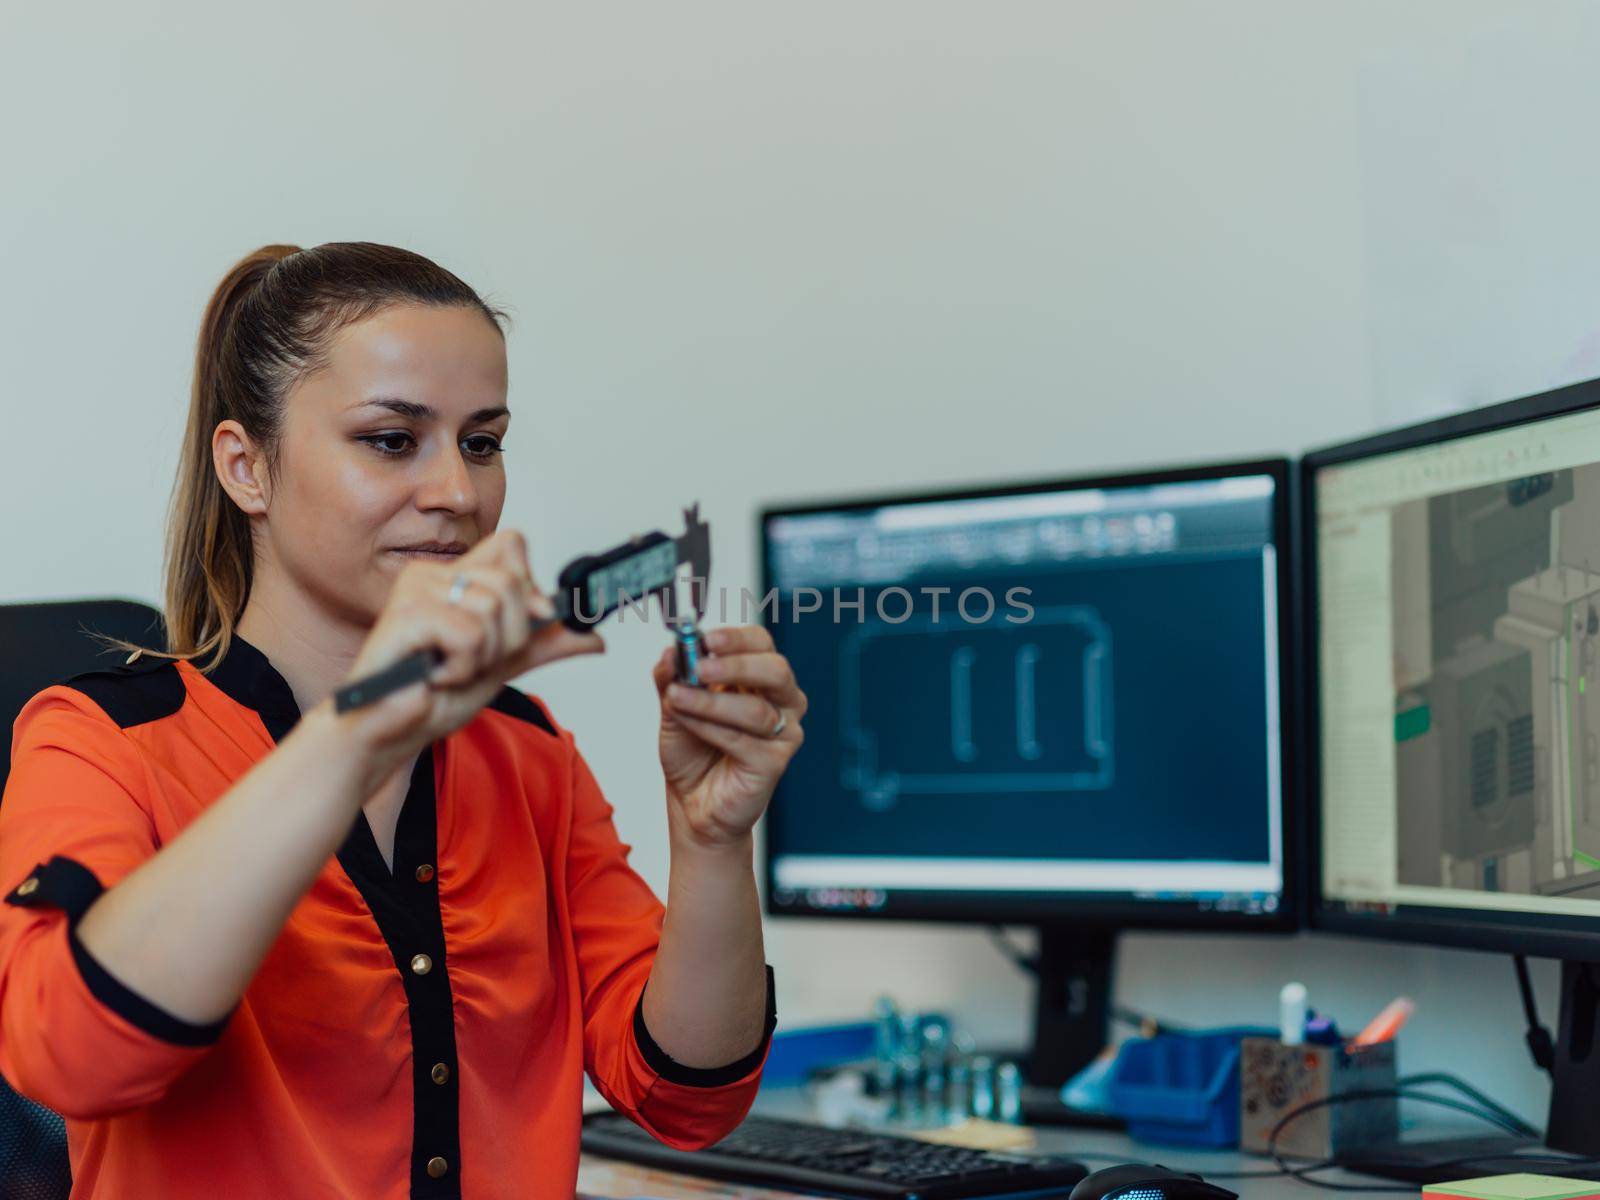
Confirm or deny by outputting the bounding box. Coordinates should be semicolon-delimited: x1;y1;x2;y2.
1352;996;1415;1046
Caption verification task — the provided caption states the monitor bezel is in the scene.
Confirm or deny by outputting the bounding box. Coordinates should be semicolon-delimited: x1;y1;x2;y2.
1303;375;1600;961
757;455;1300;933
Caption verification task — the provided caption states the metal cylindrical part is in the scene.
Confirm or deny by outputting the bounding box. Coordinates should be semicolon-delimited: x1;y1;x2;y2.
947;1057;972;1119
674;616;705;686
968;1055;995;1120
918;1018;949;1121
995;1060;1023;1124
871;996;901;1096
895;1049;924;1119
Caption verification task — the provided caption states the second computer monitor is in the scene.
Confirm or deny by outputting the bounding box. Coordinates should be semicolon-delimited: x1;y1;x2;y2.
1305;378;1600;1161
1309;380;1600;955
760;459;1295;929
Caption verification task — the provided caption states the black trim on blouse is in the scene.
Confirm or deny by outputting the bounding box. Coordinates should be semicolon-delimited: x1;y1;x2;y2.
487;686;558;737
63;655;187;729
633;963;778;1088
203;636;302;743
207;635;464;1198
5;855;232;1046
336;749;463;1199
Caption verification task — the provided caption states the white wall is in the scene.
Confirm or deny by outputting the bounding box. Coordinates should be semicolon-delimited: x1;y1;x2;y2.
7;0;1600;1128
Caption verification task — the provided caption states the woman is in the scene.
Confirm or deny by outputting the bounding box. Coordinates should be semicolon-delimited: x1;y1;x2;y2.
0;243;806;1198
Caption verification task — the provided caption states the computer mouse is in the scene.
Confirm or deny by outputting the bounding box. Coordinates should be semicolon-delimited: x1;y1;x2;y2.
1068;1162;1238;1200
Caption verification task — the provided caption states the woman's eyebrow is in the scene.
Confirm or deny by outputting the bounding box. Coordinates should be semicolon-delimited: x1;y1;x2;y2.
356;397;510;423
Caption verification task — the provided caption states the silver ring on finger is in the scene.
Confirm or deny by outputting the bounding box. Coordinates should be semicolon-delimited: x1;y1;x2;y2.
447;574;470;607
766;708;788;739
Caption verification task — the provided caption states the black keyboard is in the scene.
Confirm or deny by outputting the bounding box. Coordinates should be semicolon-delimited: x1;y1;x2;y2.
580;1111;1089;1199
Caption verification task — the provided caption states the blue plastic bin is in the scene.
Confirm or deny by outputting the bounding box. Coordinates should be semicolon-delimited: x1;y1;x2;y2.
1105;1027;1274;1147
757;1021;876;1088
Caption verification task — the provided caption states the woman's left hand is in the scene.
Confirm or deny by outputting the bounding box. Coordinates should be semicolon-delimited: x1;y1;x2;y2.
653;625;807;850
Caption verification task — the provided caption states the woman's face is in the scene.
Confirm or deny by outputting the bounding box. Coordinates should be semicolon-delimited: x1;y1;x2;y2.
255;302;511;628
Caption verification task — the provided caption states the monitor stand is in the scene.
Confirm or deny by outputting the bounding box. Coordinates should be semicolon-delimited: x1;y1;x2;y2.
1023;927;1116;1089
1339;960;1600;1184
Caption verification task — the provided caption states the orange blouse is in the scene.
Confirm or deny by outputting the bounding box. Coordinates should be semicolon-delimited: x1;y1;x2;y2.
0;636;774;1198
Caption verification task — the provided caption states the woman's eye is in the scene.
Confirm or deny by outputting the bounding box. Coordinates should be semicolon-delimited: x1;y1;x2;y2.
360;432;415;456
358;432;503;460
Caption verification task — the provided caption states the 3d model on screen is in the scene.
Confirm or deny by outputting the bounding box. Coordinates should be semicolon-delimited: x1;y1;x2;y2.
839;606;1114;811
1393;466;1600;898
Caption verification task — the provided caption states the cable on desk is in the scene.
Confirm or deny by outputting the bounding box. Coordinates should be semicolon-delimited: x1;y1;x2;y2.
984;925;1034;974
1395;1072;1538;1140
1060;1086;1534;1193
1176;1075;1547;1192
1258;1086;1533;1192
984;925;1182;1036
1513;955;1556;1076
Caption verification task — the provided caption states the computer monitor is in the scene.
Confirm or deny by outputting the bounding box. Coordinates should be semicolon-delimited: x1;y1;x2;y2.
759;459;1296;1086
1306;377;1600;1166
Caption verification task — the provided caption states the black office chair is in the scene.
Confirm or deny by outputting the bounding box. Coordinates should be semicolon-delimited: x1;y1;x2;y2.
0;599;166;1200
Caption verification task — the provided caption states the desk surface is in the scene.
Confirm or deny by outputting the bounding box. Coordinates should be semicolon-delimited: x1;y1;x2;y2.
577;1088;1432;1199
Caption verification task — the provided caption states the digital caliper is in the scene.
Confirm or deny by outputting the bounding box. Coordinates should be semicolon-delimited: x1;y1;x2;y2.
333;503;712;714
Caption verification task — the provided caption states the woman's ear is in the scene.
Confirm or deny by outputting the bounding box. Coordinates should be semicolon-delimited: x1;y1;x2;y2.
213;420;270;515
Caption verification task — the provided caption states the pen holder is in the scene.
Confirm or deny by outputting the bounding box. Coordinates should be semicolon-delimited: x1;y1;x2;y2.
1238;1037;1398;1160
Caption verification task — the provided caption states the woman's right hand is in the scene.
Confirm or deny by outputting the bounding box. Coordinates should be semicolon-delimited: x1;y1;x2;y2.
330;529;603;778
